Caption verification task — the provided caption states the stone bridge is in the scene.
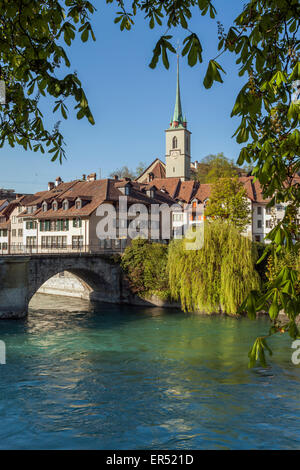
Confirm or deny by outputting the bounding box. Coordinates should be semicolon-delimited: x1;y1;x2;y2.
0;253;125;319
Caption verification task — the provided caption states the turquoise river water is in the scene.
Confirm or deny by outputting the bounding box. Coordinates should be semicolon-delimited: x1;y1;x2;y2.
0;293;299;450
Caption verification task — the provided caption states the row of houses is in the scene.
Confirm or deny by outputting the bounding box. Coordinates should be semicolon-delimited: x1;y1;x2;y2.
0;170;298;255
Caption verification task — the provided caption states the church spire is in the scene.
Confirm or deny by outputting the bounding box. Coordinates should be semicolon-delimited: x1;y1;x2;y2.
171;54;186;128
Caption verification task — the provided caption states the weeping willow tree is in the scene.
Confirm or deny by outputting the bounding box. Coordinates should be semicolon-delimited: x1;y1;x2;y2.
168;221;260;315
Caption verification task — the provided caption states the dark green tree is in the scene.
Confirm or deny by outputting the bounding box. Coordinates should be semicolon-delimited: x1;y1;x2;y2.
121;238;170;299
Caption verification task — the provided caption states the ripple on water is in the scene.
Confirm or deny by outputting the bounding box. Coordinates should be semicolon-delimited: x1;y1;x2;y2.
0;294;299;449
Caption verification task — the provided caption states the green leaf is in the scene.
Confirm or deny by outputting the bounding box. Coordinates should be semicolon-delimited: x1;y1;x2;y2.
269;299;279;320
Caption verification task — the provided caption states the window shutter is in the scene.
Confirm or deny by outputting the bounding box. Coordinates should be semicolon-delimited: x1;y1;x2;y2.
66;219;69;230
40;221;43;231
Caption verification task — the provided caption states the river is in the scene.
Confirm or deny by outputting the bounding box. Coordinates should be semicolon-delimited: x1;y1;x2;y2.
0;293;299;449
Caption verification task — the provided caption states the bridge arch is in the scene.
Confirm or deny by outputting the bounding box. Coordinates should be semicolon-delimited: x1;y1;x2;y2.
27;254;122;308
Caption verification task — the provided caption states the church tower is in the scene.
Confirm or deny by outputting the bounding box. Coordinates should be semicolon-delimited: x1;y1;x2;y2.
165;55;191;181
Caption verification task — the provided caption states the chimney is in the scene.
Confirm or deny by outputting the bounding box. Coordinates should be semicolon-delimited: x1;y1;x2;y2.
55;177;62;187
87;172;96;182
48;182;55;191
114;175;118;180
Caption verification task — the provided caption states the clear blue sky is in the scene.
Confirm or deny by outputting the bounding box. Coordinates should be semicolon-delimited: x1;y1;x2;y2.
1;0;247;194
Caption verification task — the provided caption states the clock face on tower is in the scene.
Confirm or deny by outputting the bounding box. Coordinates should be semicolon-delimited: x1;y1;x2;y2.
170;150;180;157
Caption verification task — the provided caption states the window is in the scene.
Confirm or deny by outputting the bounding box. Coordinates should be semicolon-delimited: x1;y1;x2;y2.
18;229;23;237
18;206;22;213
26;236;36;247
257;207;262;215
173;167;175;173
255;235;261;242
12;229;16;237
266;206;272;215
2;243;7;250
186;136;189;152
42;202;47;212
41;236;67;248
0;229;7;237
63;201;68;210
257;220;262;228
172;136;177;149
192;201;197;209
26;220;36;230
52;202;58;211
18;217;22;224
266;220;272;228
125;186;130;196
75;200;82;210
173;213;183;222
72;235;83;249
12;216;17;224
73;218;82;228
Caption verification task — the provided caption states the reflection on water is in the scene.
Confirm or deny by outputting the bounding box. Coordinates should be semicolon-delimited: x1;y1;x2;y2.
0;293;299;449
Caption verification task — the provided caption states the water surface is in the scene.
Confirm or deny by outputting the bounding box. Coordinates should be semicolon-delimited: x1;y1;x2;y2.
0;293;299;449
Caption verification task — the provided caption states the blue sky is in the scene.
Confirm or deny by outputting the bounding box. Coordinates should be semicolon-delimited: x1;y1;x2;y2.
1;0;247;194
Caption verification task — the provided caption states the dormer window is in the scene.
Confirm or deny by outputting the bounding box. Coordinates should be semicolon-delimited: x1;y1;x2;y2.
63;200;69;211
75;199;82;210
172;136;177;149
42;202;48;212
52;201;58;211
146;187;155;198
125;186;130;196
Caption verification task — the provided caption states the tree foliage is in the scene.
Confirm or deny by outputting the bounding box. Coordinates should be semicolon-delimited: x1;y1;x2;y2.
0;0;96;162
121;238;170;299
167;220;260;315
193;153;246;183
109;162;147;180
205;176;252;232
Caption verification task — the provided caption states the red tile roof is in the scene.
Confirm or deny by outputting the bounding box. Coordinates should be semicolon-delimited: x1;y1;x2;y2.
19;178;176;220
135;158;166;183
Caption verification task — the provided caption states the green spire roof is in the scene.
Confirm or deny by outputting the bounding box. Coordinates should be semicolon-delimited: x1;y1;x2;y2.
171;55;185;128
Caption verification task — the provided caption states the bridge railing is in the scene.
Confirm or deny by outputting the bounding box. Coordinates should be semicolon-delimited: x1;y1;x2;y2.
0;242;129;256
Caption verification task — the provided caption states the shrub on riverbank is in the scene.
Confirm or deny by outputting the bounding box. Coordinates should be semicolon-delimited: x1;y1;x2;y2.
121;238;170;300
167;221;261;315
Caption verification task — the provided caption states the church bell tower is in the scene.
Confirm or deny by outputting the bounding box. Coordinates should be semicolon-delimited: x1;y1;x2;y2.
165;55;191;181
